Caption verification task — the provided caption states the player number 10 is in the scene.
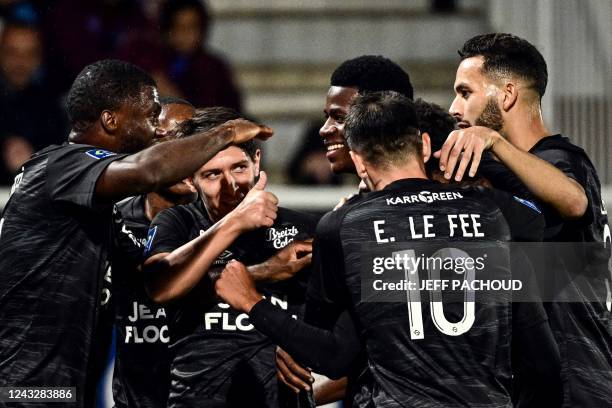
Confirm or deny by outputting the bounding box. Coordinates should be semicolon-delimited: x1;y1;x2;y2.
394;248;476;340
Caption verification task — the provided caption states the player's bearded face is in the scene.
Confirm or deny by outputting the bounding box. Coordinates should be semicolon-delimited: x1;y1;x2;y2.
193;146;260;221
474;97;504;131
450;58;504;133
320;86;358;174
116;86;162;153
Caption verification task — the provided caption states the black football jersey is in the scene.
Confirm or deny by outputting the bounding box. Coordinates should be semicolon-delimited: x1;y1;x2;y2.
530;135;612;407
305;178;548;408
111;195;172;408
0;143;126;407
146;200;316;408
481;135;612;407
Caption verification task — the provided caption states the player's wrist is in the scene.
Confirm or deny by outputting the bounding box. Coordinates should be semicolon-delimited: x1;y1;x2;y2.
220;213;246;236
488;131;503;151
242;293;264;313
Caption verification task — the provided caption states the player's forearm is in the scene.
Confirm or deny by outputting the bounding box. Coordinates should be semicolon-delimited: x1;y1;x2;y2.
314;377;347;406
492;138;587;218
250;302;359;379
248;261;292;283
144;215;243;303
131;124;234;190
97;124;234;198
247;263;277;282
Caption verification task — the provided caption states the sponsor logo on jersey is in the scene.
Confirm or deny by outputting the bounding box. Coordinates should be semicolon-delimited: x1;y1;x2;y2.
513;196;541;213
266;225;299;249
85;149;116;160
124;301;169;344
386;191;463;205
213;250;235;266
204;296;294;331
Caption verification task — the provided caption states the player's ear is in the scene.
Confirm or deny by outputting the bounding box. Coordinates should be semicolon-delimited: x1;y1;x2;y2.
349;150;368;179
252;149;261;176
502;81;518;112
183;177;197;193
100;110;118;134
421;132;431;163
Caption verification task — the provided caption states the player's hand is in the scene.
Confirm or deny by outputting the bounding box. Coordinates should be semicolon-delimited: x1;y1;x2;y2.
434;126;500;181
230;171;278;230
276;347;314;393
227;119;274;143
215;260;262;313
252;240;313;282
333;194;356;211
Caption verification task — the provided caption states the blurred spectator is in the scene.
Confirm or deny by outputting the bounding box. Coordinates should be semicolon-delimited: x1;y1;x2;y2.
118;0;242;112
43;0;153;95
288;121;343;185
0;20;67;185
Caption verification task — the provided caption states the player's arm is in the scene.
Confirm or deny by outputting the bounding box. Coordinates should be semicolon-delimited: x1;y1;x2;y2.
215;260;361;379
313;377;347;405
144;173;277;303
247;239;313;282
96;119;273;200
435;126;587;218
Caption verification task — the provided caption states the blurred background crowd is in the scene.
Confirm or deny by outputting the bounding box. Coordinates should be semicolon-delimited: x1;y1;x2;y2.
0;0;609;199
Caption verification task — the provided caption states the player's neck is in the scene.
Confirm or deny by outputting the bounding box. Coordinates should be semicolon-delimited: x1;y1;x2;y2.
68;127;115;150
504;105;550;151
367;163;428;191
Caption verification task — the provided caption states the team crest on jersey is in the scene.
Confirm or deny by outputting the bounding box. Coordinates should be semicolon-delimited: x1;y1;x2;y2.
86;149;116;160
513;196;541;213
144;226;158;254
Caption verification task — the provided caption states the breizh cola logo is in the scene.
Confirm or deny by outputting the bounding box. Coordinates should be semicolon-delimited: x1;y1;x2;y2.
266;225;299;249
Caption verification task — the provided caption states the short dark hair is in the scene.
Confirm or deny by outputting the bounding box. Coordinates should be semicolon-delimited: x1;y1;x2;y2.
176;107;258;160
331;55;414;99
414;98;456;154
345;91;420;168
458;33;548;99
67;59;156;132
412;98;457;174
159;95;194;107
160;0;210;36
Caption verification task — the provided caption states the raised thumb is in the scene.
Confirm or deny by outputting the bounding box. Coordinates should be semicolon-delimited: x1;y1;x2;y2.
253;171;267;190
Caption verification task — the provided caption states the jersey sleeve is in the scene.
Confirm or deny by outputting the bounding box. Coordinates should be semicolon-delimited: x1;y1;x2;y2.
535;148;580;182
249;300;361;379
535;146;596;227
111;204;144;266
486;188;545;242
46;145;127;209
145;207;192;257
304;208;350;330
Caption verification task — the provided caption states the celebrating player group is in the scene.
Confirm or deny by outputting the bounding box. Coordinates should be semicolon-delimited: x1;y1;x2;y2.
0;32;610;408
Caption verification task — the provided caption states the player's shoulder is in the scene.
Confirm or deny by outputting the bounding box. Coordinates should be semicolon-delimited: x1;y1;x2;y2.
49;143;118;160
116;195;148;226
116;195;141;216
277;207;319;229
153;200;207;228
531;134;591;167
